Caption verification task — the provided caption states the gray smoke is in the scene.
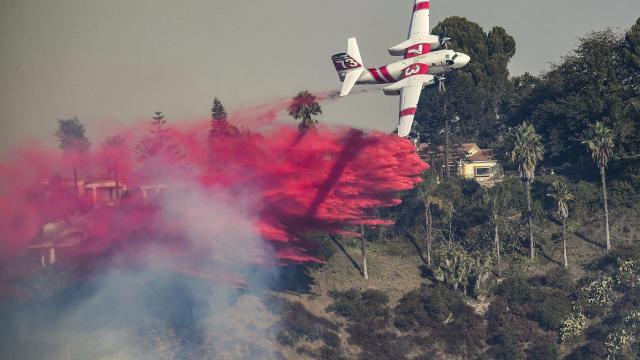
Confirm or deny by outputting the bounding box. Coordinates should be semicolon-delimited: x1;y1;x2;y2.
0;182;283;359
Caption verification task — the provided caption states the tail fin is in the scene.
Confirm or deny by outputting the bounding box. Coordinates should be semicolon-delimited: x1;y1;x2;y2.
331;37;365;97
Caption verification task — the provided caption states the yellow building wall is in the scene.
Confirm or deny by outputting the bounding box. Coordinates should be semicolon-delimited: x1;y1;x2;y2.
460;161;498;180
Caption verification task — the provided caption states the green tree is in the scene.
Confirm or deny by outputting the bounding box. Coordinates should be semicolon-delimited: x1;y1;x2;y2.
288;91;322;132
416;17;516;148
583;121;615;251
547;181;575;268
505;27;640;167
136;112;184;180
509;122;544;260
208;97;238;140
56;117;90;196
136;111;167;161
624;18;640;69
211;97;228;122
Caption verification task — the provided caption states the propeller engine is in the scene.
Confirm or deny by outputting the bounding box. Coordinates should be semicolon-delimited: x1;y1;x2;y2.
439;27;451;50
440;36;451;50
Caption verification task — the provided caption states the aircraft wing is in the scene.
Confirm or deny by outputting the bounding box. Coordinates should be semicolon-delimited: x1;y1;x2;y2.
398;84;423;138
408;0;431;39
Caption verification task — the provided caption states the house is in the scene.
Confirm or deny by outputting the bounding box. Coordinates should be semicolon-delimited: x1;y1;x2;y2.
457;143;502;182
84;174;126;207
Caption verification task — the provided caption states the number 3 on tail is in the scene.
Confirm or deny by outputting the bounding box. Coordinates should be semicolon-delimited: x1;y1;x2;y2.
336;58;359;70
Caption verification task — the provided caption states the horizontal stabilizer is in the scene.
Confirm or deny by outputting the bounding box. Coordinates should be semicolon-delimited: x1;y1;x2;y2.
340;68;364;97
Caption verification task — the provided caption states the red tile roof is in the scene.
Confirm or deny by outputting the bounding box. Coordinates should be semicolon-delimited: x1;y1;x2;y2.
466;149;495;162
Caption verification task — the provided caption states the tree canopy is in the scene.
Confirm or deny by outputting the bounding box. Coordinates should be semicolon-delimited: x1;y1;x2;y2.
288;91;322;132
416;17;516;148
56;117;90;155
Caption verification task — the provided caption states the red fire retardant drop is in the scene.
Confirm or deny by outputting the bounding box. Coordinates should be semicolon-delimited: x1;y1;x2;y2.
0;96;428;286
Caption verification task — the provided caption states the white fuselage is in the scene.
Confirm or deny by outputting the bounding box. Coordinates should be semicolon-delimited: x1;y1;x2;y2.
356;49;470;85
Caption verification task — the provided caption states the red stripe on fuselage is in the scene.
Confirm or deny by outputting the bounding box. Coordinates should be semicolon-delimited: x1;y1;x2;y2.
400;108;417;117
379;66;395;83
368;68;385;83
414;2;430;11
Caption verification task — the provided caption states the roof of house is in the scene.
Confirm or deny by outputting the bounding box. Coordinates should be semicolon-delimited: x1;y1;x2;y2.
461;143;480;153
466;149;495;162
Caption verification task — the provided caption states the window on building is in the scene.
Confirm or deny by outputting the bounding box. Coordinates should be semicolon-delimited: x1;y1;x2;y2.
475;167;491;177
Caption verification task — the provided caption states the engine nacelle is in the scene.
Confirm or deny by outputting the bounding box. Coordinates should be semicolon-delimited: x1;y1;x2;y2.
388;35;441;57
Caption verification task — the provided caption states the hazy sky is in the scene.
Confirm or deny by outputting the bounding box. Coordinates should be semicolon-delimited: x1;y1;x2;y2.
1;0;639;153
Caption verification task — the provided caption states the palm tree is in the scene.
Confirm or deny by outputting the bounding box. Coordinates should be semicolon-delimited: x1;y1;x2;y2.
287;91;322;132
418;185;433;266
583;121;615;251
489;192;502;278
360;223;368;280
547;181;575;268
509;122;544;260
409;171;437;267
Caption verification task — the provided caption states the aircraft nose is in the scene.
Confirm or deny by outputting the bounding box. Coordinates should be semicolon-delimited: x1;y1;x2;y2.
461;54;471;66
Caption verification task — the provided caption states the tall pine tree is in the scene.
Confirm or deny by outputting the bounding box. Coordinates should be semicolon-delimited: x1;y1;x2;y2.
211;98;228;123
208;97;238;142
135;112;185;181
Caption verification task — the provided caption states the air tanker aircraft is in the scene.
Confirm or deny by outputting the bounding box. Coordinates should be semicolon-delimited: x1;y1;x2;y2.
331;0;471;137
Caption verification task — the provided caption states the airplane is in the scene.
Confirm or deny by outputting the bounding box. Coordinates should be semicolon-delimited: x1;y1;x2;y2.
331;0;471;138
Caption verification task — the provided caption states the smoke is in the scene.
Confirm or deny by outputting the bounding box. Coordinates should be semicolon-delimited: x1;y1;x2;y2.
1;183;281;359
0;93;427;358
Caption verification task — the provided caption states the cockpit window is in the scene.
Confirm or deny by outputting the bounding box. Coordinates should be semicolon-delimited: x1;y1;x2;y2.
452;54;459;60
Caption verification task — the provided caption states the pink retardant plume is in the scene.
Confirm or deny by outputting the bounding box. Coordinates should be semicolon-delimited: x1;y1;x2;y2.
0;95;427;292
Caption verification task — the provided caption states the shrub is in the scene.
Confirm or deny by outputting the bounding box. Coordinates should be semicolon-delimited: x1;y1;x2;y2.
486;322;526;360
608;179;640;209
328;289;390;322
604;310;640;360
569;181;602;224
543;267;577;292
431;244;493;298
318;346;347;360
277;301;339;347
577;274;614;317
495;276;532;305
526;337;559;360
441;303;486;356
395;285;465;331
328;289;399;359
605;328;636;359
394;285;485;357
486;298;509;338
616;259;640;289
560;308;587;343
530;289;572;331
327;289;361;319
565;340;608;360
